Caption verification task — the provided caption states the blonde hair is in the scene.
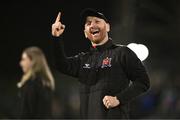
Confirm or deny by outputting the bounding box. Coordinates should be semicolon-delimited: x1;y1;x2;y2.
17;47;55;91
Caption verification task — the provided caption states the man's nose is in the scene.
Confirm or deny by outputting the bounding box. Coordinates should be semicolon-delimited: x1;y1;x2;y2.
90;21;96;27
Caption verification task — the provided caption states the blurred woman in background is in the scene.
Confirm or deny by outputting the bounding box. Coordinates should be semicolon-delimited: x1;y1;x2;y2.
17;46;55;119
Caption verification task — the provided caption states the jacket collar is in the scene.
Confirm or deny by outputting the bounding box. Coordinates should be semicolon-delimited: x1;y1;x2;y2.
90;38;114;52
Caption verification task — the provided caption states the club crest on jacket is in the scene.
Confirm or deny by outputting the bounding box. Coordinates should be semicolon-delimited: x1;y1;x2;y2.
101;57;112;68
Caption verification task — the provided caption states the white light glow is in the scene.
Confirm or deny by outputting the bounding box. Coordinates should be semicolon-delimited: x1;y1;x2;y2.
127;43;149;61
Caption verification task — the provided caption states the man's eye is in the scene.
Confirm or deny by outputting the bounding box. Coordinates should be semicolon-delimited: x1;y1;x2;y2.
95;21;100;23
86;22;91;26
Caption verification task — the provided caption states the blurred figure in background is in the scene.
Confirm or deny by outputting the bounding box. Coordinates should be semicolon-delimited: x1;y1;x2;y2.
17;46;55;119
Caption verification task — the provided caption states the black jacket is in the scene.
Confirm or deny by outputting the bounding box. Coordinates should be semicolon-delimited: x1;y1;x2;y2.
53;37;150;119
18;76;53;119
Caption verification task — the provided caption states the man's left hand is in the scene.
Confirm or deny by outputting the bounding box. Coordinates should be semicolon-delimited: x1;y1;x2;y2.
103;96;120;109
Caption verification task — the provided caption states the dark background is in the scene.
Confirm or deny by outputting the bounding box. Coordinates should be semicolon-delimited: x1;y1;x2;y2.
0;0;180;119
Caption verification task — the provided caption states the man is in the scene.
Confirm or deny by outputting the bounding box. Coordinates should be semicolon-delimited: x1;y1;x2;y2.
51;8;150;119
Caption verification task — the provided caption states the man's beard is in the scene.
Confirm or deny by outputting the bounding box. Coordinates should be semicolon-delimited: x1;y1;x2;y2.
90;33;106;44
91;39;101;44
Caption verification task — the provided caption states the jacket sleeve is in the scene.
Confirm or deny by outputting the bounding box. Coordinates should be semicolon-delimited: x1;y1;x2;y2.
52;36;81;78
116;46;150;105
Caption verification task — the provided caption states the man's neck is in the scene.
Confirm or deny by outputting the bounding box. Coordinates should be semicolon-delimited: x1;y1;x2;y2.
91;35;109;47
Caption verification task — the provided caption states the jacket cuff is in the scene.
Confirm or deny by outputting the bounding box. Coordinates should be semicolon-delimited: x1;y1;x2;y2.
52;36;61;41
115;93;128;105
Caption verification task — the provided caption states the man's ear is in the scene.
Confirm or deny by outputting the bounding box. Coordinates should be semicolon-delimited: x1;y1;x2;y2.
84;30;88;38
106;23;110;32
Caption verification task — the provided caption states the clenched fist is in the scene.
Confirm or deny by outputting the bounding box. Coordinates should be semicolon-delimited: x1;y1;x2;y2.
103;96;120;109
52;12;65;37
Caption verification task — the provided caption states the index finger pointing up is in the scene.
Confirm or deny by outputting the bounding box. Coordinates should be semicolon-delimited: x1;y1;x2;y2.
55;12;61;22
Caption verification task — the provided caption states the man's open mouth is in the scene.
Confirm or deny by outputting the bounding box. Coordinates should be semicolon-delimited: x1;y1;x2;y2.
91;29;100;35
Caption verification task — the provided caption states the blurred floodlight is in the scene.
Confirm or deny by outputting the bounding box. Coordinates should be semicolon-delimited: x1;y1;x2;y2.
127;43;149;61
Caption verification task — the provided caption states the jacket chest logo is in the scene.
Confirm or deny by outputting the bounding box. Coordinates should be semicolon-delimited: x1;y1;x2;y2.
101;57;112;68
83;63;91;69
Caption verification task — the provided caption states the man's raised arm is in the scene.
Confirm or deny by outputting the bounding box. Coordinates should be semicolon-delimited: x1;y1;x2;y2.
51;12;80;78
